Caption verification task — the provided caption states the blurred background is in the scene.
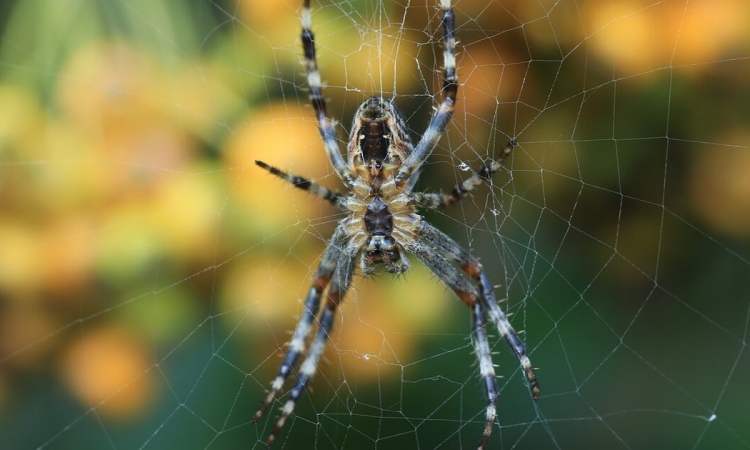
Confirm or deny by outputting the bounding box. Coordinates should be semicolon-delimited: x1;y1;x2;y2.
1;0;749;449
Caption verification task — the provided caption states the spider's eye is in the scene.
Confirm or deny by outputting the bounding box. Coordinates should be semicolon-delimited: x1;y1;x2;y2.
362;96;387;118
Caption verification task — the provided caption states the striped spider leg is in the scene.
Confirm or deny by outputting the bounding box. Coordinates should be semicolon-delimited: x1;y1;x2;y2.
405;221;540;449
252;0;538;448
251;223;356;448
414;140;516;209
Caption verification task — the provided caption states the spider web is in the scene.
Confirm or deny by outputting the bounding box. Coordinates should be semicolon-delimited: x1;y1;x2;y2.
1;0;749;449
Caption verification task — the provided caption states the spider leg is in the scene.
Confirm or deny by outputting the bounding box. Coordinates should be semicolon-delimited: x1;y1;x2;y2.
414;140;515;210
406;221;539;449
406;236;498;449
255;160;345;209
301;0;354;186
265;247;356;447
418;221;540;399
470;300;498;449
253;223;347;432
396;0;457;187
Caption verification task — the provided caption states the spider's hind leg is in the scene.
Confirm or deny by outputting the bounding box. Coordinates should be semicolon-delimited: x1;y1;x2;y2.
253;223;350;446
418;221;540;399
470;298;499;448
406;233;499;449
264;247;356;447
406;221;538;449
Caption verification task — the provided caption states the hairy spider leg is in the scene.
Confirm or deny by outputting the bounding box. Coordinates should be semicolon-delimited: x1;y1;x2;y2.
404;232;500;450
301;0;354;186
470;301;497;449
415;140;516;210
395;0;457;188
418;221;539;399
255;160;345;209
265;246;356;447
252;224;346;434
408;222;539;449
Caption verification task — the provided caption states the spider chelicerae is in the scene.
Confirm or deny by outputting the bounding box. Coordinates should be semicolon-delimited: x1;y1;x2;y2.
253;0;539;447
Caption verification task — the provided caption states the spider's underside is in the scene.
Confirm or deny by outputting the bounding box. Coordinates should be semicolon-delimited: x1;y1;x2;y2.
253;0;539;448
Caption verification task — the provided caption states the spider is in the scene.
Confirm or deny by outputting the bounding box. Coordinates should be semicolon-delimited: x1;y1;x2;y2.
253;0;539;448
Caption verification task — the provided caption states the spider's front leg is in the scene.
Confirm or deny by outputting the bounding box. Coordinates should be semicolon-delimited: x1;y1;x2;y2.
255;160;345;209
300;0;354;186
254;224;355;447
395;0;457;188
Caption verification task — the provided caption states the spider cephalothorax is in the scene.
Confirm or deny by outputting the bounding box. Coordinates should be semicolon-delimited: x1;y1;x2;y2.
348;96;411;179
253;1;539;448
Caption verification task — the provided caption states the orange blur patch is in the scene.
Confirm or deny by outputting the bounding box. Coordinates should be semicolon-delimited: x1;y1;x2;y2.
672;0;750;66
218;255;315;334
335;265;456;382
42;218;96;297
583;0;750;76
60;327;155;420
236;0;298;45
0;305;59;371
584;1;667;75
223;102;332;233
688;132;750;238
0;221;41;296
